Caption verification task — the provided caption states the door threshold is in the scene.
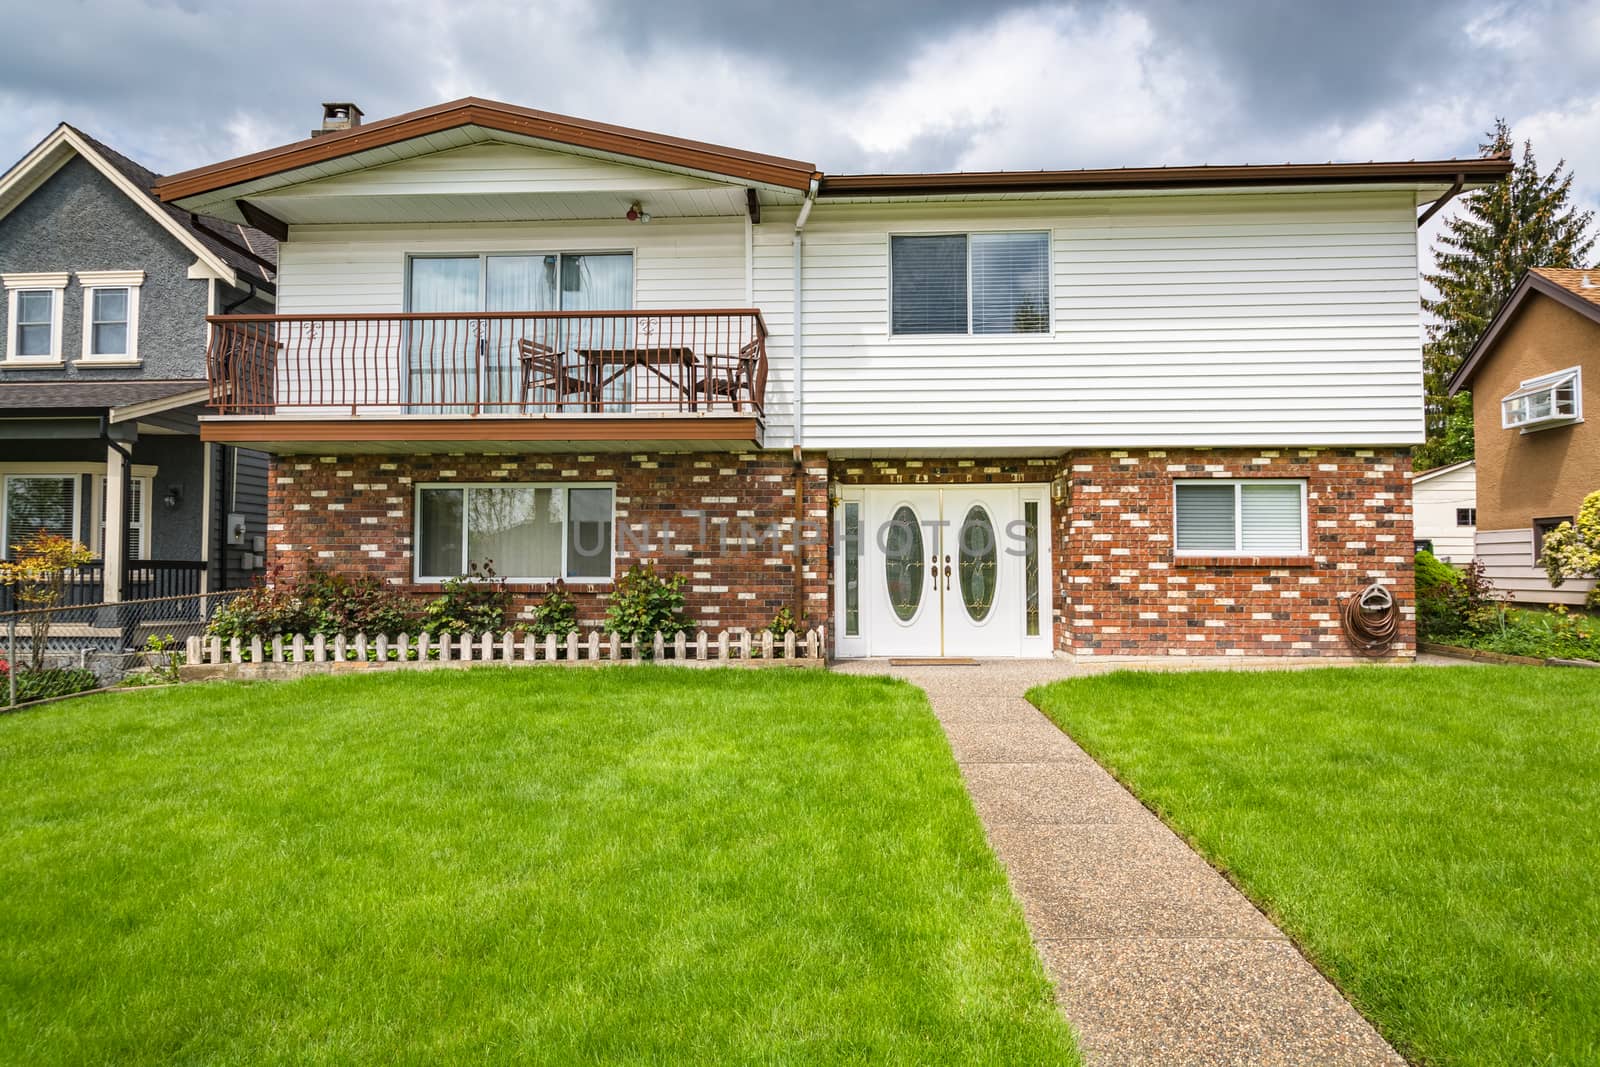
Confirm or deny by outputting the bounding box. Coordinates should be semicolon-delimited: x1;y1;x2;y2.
888;657;980;666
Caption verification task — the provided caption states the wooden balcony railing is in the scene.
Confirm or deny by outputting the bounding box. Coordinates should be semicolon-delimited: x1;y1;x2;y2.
205;310;769;418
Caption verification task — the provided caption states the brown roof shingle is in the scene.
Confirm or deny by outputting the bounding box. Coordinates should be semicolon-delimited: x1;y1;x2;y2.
1529;267;1600;310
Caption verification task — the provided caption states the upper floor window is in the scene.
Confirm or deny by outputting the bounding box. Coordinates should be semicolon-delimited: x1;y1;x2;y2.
1174;480;1307;555
77;270;145;363
890;232;1049;336
2;272;69;363
1502;366;1581;431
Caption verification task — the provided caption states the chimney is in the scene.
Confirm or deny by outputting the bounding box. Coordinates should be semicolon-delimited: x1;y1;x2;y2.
313;102;363;138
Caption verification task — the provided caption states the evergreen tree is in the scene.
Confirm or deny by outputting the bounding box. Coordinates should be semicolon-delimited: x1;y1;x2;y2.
1417;120;1594;470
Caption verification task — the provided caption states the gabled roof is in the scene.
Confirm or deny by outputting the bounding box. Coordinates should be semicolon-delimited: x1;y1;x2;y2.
154;97;822;203
1412;458;1475;484
0;124;276;290
1448;268;1600;394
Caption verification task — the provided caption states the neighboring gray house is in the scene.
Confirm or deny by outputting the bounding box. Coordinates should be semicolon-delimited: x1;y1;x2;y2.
0;124;273;609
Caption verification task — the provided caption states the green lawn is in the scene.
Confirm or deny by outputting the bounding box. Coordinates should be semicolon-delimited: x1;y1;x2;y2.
1;668;1078;1066
1029;666;1600;1067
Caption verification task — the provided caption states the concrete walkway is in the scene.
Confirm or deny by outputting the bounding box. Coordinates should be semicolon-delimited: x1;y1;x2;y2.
834;659;1406;1067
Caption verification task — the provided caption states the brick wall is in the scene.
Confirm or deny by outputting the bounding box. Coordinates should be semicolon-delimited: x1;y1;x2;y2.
268;450;831;634
1063;447;1415;657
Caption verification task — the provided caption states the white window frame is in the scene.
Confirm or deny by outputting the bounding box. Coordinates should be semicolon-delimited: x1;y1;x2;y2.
413;481;616;584
77;270;145;364
1501;366;1582;431
98;474;153;559
0;462;157;559
1;271;70;365
886;230;1054;339
1173;478;1308;556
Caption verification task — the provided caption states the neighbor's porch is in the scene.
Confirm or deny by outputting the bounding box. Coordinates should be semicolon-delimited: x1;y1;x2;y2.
201;309;769;453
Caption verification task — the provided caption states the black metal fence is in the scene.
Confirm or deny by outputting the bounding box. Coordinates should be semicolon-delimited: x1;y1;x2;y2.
0;560;205;613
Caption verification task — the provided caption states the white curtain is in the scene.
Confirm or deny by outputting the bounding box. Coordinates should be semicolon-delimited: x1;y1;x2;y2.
408;257;481;412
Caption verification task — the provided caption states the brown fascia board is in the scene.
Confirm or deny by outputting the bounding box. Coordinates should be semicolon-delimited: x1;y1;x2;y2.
155;97;821;201
817;157;1513;197
1448;271;1600;395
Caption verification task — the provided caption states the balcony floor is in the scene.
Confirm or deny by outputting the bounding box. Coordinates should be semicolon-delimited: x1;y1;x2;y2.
198;413;764;454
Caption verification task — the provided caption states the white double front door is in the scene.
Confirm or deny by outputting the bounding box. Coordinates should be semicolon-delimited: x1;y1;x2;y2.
838;485;1051;658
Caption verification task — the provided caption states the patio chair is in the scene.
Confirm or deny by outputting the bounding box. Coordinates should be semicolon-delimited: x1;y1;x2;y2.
694;338;766;412
518;338;595;412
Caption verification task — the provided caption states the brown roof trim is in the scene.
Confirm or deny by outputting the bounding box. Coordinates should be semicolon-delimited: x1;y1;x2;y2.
818;157;1513;197
1448;271;1600;394
156;98;821;202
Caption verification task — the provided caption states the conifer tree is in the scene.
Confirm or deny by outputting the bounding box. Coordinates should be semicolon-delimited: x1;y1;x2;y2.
1417;120;1594;469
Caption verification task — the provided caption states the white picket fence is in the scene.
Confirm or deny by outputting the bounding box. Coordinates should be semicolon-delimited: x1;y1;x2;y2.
184;627;827;668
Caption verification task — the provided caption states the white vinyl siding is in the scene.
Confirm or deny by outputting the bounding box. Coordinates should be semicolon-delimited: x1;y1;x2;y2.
798;191;1423;450
1412;462;1476;562
1175;480;1306;554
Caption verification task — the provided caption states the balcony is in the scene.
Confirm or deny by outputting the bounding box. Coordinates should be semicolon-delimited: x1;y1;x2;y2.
201;310;769;453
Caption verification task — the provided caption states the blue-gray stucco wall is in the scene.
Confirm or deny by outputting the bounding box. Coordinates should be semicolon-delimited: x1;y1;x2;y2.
0;155;211;380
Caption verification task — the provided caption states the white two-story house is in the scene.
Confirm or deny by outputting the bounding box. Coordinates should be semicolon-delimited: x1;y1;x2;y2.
154;98;1511;659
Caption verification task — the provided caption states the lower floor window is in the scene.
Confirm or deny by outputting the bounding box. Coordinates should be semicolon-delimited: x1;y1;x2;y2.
2;469;151;559
1175;479;1306;554
416;483;614;581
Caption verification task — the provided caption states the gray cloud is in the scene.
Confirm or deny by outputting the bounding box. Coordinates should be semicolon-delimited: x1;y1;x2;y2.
0;0;1596;237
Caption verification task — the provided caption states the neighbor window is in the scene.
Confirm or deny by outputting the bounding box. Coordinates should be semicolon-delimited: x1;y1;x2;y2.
98;475;150;560
1532;516;1573;562
890;232;1049;335
77;271;144;362
1502;366;1581;430
3;272;69;362
1456;507;1476;527
415;483;614;581
1174;480;1306;554
3;474;78;552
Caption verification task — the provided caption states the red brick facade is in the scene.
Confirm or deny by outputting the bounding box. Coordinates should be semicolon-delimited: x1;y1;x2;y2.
1060;447;1415;657
267;451;831;634
267;445;1414;658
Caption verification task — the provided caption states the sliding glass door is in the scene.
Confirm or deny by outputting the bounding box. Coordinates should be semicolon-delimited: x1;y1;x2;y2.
407;253;633;414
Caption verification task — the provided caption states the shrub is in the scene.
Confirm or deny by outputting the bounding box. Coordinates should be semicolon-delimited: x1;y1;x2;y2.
419;562;512;636
1539;489;1600;609
528;582;579;640
1414;551;1502;640
605;563;687;654
208;570;414;641
767;607;797;637
12;667;98;703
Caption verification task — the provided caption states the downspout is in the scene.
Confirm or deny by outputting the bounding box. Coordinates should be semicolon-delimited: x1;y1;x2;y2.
1417;173;1465;228
791;176;819;629
98;414;135;601
223;281;260;314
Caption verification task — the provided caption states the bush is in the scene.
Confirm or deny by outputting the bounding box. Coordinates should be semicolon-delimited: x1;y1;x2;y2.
605;563;687;654
419;562;512;636
11;667;98;703
528;582;579;641
209;571;414;641
767;607;797;637
1414;551;1501;640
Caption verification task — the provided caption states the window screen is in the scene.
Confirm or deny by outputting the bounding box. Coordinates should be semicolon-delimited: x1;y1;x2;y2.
891;235;967;335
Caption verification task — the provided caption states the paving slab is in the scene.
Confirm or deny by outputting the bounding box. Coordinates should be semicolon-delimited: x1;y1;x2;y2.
836;658;1405;1067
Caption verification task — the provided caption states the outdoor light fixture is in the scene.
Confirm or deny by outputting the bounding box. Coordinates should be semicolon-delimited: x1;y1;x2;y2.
162;484;183;511
1050;475;1069;504
828;480;843;507
625;201;652;223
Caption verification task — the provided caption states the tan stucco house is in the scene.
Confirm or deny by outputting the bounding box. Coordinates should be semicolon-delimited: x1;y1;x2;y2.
1449;268;1600;604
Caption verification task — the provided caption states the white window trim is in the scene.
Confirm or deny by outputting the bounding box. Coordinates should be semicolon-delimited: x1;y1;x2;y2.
413;481;616;584
1501;366;1582;431
98;474;153;559
77;269;145;364
1;271;70;365
0;462;158;559
886;230;1055;340
1173;478;1309;556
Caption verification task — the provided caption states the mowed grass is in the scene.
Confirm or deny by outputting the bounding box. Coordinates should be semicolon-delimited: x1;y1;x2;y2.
1029;666;1600;1067
1;668;1078;1066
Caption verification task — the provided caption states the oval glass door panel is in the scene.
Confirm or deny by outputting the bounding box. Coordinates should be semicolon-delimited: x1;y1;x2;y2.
959;505;998;622
884;505;925;622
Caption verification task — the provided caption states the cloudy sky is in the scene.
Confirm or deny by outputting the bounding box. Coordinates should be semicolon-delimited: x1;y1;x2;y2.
2;0;1597;248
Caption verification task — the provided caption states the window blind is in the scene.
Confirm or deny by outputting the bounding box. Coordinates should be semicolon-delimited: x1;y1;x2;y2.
5;475;75;550
1174;484;1236;551
1240;483;1302;552
891;235;967;334
971;232;1049;333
